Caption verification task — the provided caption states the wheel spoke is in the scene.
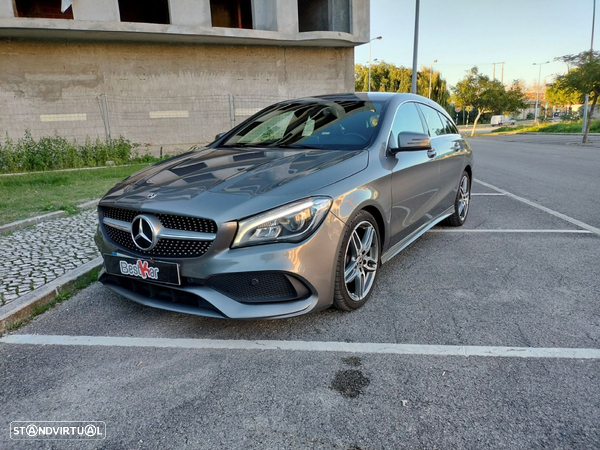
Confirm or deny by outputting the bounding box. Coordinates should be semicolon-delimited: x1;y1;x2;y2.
458;201;464;215
344;260;358;283
361;226;374;253
355;269;365;298
461;176;468;194
350;231;361;256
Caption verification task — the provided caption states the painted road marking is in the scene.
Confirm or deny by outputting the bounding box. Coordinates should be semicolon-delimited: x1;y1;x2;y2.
2;335;600;360
474;179;600;236
429;229;593;234
471;193;505;196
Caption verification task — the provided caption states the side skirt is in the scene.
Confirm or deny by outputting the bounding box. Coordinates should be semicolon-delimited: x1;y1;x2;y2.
380;206;454;264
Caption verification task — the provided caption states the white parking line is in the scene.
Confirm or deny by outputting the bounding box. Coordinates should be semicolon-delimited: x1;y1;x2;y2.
471;193;505;196
474;179;600;236
2;334;600;360
429;229;592;234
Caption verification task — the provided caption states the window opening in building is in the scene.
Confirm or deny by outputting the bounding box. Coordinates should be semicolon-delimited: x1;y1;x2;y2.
210;0;253;29
118;0;170;25
14;0;74;19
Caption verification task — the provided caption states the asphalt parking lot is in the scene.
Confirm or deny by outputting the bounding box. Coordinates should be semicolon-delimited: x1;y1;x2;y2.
1;135;599;449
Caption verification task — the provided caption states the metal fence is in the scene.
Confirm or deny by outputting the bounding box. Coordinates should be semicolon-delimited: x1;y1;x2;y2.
0;93;289;152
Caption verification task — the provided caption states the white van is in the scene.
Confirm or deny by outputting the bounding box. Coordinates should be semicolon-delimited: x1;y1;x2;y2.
490;115;516;127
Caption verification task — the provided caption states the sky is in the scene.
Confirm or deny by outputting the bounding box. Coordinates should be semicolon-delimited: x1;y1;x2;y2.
354;0;598;88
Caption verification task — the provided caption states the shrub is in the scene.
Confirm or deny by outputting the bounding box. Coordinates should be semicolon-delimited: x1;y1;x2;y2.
0;132;137;173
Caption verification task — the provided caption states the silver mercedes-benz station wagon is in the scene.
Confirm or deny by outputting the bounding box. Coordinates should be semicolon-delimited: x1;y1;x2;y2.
95;93;473;319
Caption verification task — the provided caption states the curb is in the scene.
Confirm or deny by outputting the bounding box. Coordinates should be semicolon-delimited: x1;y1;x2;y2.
0;257;103;335
0;199;100;234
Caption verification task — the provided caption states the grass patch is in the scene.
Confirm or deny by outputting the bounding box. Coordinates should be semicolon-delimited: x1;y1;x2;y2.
4;267;101;333
492;120;600;134
0;132;157;173
0;164;151;226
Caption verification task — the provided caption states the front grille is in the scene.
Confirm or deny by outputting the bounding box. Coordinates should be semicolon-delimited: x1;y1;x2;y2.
105;226;212;258
206;272;299;303
103;207;217;234
156;213;217;233
101;206;216;258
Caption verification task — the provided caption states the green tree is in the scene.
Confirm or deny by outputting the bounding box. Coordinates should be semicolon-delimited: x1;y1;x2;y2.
545;77;583;108
452;67;526;136
554;50;600;143
354;62;451;108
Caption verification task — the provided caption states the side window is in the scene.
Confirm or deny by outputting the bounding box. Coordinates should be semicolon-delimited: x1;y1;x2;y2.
390;102;426;143
438;112;459;135
418;104;446;137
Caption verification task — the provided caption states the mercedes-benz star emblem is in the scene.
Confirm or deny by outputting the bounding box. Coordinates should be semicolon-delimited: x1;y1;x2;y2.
131;215;156;251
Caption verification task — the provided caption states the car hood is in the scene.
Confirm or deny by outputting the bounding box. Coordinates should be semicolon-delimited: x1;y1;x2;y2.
101;147;367;220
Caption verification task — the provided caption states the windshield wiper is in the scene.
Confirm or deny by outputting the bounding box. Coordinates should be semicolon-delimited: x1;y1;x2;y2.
276;143;320;149
217;143;264;149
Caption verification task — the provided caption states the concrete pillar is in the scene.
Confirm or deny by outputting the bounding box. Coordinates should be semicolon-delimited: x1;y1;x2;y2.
329;0;350;33
276;0;298;36
169;0;212;27
351;0;369;42
0;0;14;18
72;0;120;22
252;0;277;31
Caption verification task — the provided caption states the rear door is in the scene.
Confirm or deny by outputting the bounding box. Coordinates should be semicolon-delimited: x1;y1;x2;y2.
388;102;440;247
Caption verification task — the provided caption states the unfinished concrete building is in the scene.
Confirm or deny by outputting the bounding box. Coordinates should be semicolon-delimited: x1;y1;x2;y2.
0;0;370;151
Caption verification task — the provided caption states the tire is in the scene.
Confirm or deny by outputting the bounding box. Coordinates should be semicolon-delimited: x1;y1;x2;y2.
333;210;381;311
443;170;471;227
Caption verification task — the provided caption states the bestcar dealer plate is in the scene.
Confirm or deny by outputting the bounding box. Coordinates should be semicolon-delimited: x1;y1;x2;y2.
104;254;181;285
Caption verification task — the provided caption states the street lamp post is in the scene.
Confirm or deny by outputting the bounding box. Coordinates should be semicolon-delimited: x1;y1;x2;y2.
533;61;550;124
411;0;420;94
428;59;437;99
368;36;382;92
582;0;596;134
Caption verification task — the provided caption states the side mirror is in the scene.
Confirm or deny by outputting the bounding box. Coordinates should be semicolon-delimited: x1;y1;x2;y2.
214;132;227;140
389;131;432;154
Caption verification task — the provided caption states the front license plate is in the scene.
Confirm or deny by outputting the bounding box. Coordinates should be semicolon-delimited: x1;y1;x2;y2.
104;254;181;285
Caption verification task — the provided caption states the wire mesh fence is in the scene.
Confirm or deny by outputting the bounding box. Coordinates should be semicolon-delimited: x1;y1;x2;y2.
0;93;289;151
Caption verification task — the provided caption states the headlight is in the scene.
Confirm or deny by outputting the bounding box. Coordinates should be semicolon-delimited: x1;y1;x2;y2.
232;197;332;248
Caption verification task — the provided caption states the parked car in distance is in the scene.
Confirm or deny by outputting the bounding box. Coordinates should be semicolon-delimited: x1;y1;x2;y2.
95;93;473;319
490;115;516;126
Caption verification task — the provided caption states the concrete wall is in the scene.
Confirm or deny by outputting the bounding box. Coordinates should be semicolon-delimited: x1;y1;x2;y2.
252;0;277;31
0;0;13;18
72;0;120;22
0;39;354;153
169;0;211;27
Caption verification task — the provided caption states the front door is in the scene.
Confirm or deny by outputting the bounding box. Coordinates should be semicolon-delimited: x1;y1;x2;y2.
388;102;440;247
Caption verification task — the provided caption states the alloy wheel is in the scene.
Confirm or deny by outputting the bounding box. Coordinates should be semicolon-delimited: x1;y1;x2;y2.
344;221;379;302
458;175;470;221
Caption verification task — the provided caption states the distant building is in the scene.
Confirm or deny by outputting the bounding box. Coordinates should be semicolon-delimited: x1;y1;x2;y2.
0;0;370;151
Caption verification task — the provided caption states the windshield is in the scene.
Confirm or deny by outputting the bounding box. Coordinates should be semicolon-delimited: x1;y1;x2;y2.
219;99;384;150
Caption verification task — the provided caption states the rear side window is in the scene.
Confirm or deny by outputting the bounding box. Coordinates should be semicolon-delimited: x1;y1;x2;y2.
390;102;426;140
417;104;446;137
438;112;459;135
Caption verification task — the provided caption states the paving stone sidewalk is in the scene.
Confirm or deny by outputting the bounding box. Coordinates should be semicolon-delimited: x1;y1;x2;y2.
0;210;99;306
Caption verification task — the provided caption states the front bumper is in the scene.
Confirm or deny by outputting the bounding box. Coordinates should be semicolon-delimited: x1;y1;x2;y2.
95;212;345;319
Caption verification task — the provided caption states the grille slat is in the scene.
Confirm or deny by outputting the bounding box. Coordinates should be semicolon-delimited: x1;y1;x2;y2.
101;207;216;258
